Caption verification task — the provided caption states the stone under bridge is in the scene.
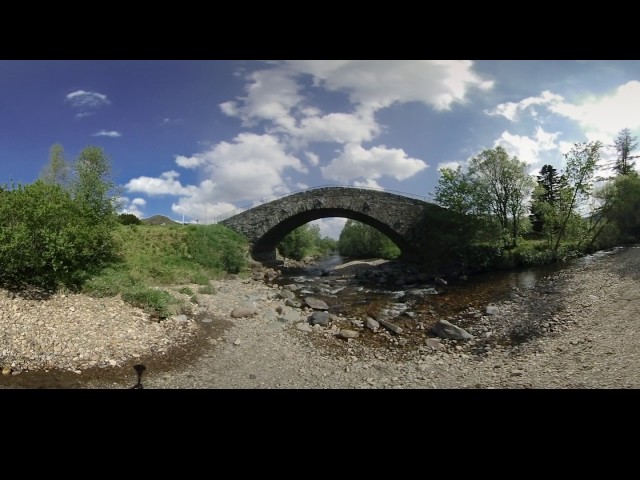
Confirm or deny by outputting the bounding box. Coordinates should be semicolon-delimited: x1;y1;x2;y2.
219;186;455;264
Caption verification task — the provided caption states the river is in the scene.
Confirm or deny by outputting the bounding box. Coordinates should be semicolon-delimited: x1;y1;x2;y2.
273;247;626;331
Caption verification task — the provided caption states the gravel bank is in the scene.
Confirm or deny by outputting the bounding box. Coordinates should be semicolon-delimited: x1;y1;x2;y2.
1;245;639;389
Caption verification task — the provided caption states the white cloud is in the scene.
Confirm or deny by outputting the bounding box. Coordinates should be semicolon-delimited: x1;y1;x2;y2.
550;81;640;138
125;170;196;196
494;126;560;166
175;154;205;169
353;178;383;189
220;68;301;130
193;133;307;203
65;90;110;118
285;60;493;110
92;130;121;138
437;160;463;171
321;143;428;183
292;110;379;146
118;196;145;219
485;90;564;121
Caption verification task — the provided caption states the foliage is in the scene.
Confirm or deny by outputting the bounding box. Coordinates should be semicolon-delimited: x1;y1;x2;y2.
83;224;250;318
529;164;568;233
184;224;248;274
467;146;535;248
338;220;400;259
611;128;638;176
552;141;602;251
277;223;336;261
118;213;141;225
277;223;321;260
0;180;116;289
593;171;640;244
40;143;70;188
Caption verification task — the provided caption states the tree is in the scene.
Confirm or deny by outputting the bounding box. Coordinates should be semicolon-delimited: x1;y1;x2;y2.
40;143;70;187
612;128;638;176
337;220;400;259
71;146;122;225
529;164;569;234
592;171;640;245
433;166;476;215
553;141;602;252
467;146;535;248
277;224;322;260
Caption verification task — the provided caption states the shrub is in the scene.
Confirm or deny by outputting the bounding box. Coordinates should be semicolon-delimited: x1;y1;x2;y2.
118;213;141;225
0;181;116;289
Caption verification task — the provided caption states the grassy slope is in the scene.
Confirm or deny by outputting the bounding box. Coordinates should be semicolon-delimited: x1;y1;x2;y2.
82;224;249;319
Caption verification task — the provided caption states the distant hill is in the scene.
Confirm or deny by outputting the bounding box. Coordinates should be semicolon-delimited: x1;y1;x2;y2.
141;215;181;225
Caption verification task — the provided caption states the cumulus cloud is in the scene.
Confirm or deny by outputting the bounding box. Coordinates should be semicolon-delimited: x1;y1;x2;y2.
285;60;493;111
549;80;640;138
494;126;560;165
321;143;428;183
92;130;121;138
125;170;196;196
437;160;463;171
65;90;111;117
118;196;146;219
485;90;564;121
353;178;383;189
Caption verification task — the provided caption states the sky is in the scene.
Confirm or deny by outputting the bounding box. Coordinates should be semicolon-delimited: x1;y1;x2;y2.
2;59;640;239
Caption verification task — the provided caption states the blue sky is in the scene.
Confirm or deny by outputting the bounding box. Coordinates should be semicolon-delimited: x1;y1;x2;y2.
2;60;640;238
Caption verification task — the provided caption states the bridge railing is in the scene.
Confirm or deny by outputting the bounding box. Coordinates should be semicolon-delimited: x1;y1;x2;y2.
213;184;431;223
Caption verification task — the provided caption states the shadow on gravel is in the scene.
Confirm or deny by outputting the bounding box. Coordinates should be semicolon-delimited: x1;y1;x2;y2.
609;245;640;282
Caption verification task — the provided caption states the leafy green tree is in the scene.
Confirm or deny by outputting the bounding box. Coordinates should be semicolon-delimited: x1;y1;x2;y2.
552;141;602;251
592;171;640;245
0;144;124;289
611;128;638;176
277;223;322;260
467;146;535;247
337;220;400;259
71;146;122;224
529;164;568;233
40;143;71;188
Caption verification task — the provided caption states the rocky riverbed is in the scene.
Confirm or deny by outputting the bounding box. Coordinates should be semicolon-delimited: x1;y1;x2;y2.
1;244;640;389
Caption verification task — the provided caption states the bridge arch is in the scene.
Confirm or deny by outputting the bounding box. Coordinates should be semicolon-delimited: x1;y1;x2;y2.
219;186;446;262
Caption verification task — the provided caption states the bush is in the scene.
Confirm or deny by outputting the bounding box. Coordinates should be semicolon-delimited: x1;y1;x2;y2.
184;224;249;274
0;181;116;289
118;213;141;225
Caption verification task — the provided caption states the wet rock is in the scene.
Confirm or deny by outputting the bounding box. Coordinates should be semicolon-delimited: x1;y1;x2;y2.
378;319;403;334
486;305;499;315
365;317;379;330
304;297;329;310
283;284;300;291
309;311;330;326
432;319;473;340
279;290;296;301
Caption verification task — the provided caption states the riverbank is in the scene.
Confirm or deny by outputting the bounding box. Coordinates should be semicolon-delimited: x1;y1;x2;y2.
1;244;639;388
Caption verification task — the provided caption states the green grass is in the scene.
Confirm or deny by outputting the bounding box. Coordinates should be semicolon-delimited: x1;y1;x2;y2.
82;223;249;318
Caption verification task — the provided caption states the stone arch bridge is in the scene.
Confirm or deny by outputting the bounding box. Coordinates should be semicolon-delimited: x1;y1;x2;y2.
219;186;453;263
